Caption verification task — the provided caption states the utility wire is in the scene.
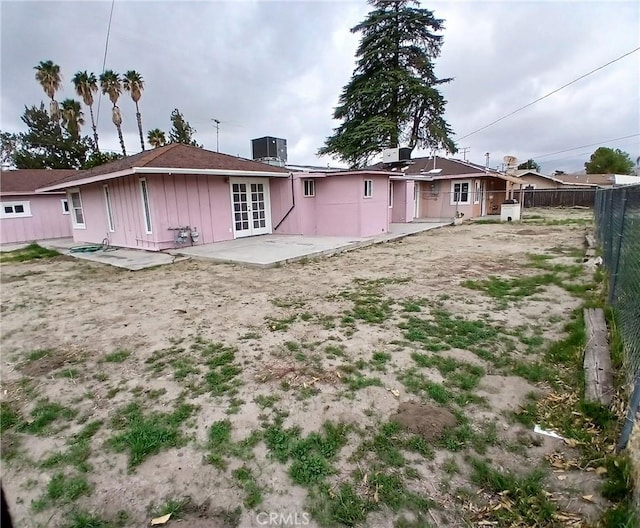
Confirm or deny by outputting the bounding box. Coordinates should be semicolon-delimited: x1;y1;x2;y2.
456;47;640;141
533;133;640;160
95;0;116;125
538;141;640;166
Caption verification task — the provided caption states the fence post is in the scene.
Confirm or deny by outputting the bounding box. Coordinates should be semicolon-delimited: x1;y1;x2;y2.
609;189;628;304
617;374;640;452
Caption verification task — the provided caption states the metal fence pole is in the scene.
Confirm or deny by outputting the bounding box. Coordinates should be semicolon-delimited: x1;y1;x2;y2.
618;374;640;452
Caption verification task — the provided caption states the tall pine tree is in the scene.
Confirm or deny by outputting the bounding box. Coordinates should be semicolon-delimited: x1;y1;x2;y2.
319;0;456;167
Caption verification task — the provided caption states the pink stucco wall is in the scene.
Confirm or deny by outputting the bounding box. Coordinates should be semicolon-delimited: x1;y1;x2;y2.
274;173;389;238
1;193;72;244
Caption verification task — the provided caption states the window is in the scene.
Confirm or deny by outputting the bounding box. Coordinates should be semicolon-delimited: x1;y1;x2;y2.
69;191;85;228
451;181;470;205
388;182;394;207
364;179;373;198
303;179;315;197
104;185;115;232
139;178;152;234
0;201;31;218
61;199;70;214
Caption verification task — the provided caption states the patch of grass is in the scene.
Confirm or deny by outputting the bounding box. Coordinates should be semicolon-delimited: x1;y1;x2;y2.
154;498;190;519
462;273;557;301
32;472;92;511
265;315;298;331
370;351;392;371
193;341;242;396
108;401;195;469
103;350;131;363
0;401;21;432
61;511;115;528
512;361;556;384
239;331;261;340
411;352;485;390
232;466;263;508
400;307;500;353
40;421;102;473
0;243;60;263
254;394;280;409
20;398;77;435
342;373;383;391
469;458;556;525
340;277;408;325
205;420;261;469
324;344;345;358
26;348;52;361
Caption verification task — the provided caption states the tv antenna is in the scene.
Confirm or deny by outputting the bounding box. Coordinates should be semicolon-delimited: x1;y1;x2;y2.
212;119;221;152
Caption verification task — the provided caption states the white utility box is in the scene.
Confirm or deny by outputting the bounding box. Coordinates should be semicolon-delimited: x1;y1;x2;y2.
500;202;521;222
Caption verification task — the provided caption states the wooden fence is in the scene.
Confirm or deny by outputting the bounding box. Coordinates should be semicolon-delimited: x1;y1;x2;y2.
513;188;596;208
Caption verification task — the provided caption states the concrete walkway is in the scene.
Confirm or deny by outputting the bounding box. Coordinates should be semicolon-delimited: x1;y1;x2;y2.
170;222;449;268
1;222;449;270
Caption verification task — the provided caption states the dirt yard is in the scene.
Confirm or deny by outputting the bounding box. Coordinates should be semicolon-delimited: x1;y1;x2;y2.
1;208;617;527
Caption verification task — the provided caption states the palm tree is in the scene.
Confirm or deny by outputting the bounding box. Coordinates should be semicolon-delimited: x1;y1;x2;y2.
147;129;166;149
123;70;145;151
34;60;62;121
60;99;84;139
99;70;126;156
72;71;100;151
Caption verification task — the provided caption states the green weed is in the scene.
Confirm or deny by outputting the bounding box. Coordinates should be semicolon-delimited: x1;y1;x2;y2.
20;399;77;435
232;466;263;508
0;243;60;263
32;472;91;511
103;350;131;363
108;401;195;469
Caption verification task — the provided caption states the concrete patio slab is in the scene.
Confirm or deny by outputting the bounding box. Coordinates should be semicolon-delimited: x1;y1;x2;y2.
170;221;449;268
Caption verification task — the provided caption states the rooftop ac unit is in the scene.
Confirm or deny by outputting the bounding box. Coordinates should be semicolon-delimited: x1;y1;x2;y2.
382;147;411;164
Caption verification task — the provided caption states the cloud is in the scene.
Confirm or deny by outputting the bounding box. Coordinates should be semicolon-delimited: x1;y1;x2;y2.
1;0;638;173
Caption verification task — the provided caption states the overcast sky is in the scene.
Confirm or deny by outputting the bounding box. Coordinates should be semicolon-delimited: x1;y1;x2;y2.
1;0;639;173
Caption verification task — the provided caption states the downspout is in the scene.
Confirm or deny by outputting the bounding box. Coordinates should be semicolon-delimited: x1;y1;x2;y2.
273;172;295;231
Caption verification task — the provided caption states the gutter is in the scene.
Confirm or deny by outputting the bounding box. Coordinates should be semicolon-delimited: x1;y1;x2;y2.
37;166;290;192
273;173;296;232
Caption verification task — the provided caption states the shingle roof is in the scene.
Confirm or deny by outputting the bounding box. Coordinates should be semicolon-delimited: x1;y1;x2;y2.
369;156;497;176
38;143;289;189
553;173;615;187
0;169;76;194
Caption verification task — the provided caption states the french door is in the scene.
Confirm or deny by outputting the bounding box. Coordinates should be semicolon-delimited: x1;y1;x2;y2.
230;179;272;238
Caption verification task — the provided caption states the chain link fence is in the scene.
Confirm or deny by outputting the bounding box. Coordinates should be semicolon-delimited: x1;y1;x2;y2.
594;184;640;450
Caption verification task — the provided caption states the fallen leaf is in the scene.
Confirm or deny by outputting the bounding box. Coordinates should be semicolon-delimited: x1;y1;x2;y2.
151;513;172;525
557;475;567;481
582;495;594;502
595;466;607;475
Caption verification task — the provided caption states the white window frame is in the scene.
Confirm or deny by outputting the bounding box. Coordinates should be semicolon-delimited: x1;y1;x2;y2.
303;179;315;197
103;184;115;232
1;201;32;218
388;182;394;207
364;179;373;198
474;180;481;204
68;190;86;229
61;198;70;215
450;180;471;205
139;178;152;234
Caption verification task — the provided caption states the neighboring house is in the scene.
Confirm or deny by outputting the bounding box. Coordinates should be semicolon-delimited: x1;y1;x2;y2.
511;169;568;189
554;173;640;187
0;169;74;244
38;144;398;251
370;156;522;220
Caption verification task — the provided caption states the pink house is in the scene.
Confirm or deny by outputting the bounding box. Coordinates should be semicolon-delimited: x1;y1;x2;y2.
38;144;401;251
0;169;74;244
372;156;522;219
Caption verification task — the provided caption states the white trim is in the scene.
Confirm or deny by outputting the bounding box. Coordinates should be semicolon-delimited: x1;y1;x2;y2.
61;198;69;214
474;180;481;204
38;167;292;192
388;181;393;207
303;179;315;197
229;178;272;239
139;178;152;234
103;184;115;232
68;190;86;229
450;180;471;205
364;179;373;198
1;200;32;218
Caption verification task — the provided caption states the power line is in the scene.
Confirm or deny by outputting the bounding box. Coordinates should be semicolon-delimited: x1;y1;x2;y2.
538;141;640;166
456;46;640;141
95;0;116;125
533;133;640;160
